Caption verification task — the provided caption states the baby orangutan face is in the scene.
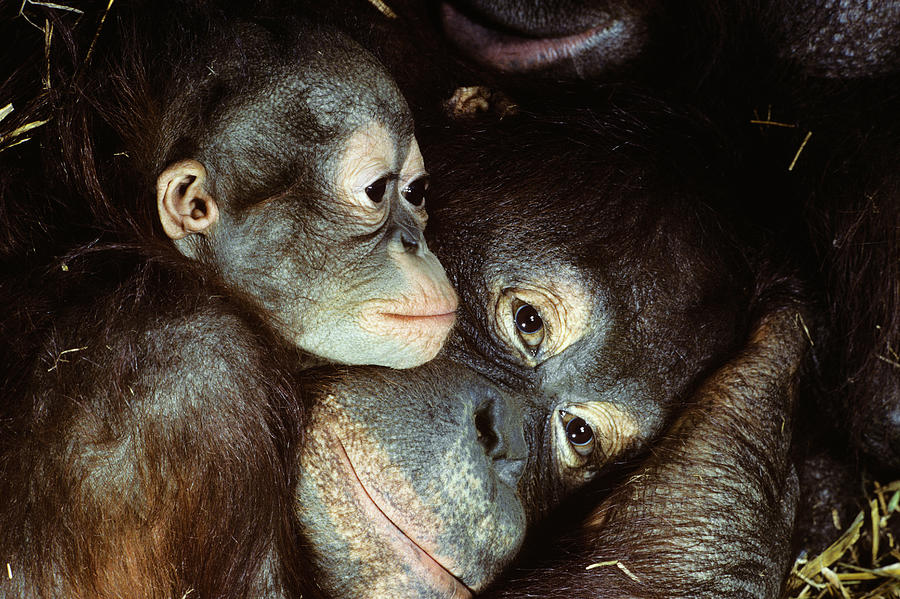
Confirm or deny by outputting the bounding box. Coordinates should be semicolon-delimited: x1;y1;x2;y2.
156;30;456;369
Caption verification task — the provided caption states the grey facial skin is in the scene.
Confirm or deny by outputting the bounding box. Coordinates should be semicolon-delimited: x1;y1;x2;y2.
297;362;522;598
296;357;621;599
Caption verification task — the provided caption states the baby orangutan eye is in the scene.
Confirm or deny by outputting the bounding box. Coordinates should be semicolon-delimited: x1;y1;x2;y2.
560;410;595;457
365;177;388;203
402;176;428;207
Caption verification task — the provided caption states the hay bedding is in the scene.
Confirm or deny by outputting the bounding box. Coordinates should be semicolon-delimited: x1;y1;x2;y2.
785;480;900;599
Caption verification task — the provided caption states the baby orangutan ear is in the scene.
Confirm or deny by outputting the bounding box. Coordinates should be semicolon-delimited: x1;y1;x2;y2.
156;159;218;240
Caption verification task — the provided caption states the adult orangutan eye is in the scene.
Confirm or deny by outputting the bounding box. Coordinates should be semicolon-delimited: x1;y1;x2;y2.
495;287;579;365
365;177;388;203
402;176;428;207
560;410;595;457
513;301;544;353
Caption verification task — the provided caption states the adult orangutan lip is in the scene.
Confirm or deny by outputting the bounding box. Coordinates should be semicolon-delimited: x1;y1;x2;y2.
440;2;622;72
332;438;473;599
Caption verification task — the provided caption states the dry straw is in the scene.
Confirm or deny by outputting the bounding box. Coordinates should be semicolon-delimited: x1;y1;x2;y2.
784;481;900;599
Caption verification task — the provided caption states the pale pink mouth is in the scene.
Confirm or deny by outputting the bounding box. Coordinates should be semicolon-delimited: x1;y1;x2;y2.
440;2;627;72
332;438;473;599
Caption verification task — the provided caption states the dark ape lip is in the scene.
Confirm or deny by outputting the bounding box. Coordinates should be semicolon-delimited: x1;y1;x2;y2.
332;438;474;599
440;2;617;71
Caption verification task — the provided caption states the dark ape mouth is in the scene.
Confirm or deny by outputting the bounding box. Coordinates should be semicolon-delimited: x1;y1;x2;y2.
440;2;626;72
332;438;474;599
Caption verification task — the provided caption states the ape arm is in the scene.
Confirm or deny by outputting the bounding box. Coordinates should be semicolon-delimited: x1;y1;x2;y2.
490;304;808;599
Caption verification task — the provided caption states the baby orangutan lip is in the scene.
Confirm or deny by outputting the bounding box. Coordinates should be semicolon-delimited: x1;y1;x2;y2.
440;2;624;72
362;294;458;342
332;438;473;599
379;311;457;323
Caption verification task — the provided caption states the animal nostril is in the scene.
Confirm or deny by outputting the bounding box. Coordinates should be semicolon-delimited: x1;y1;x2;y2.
401;231;418;251
391;226;420;253
472;391;527;486
474;405;500;456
